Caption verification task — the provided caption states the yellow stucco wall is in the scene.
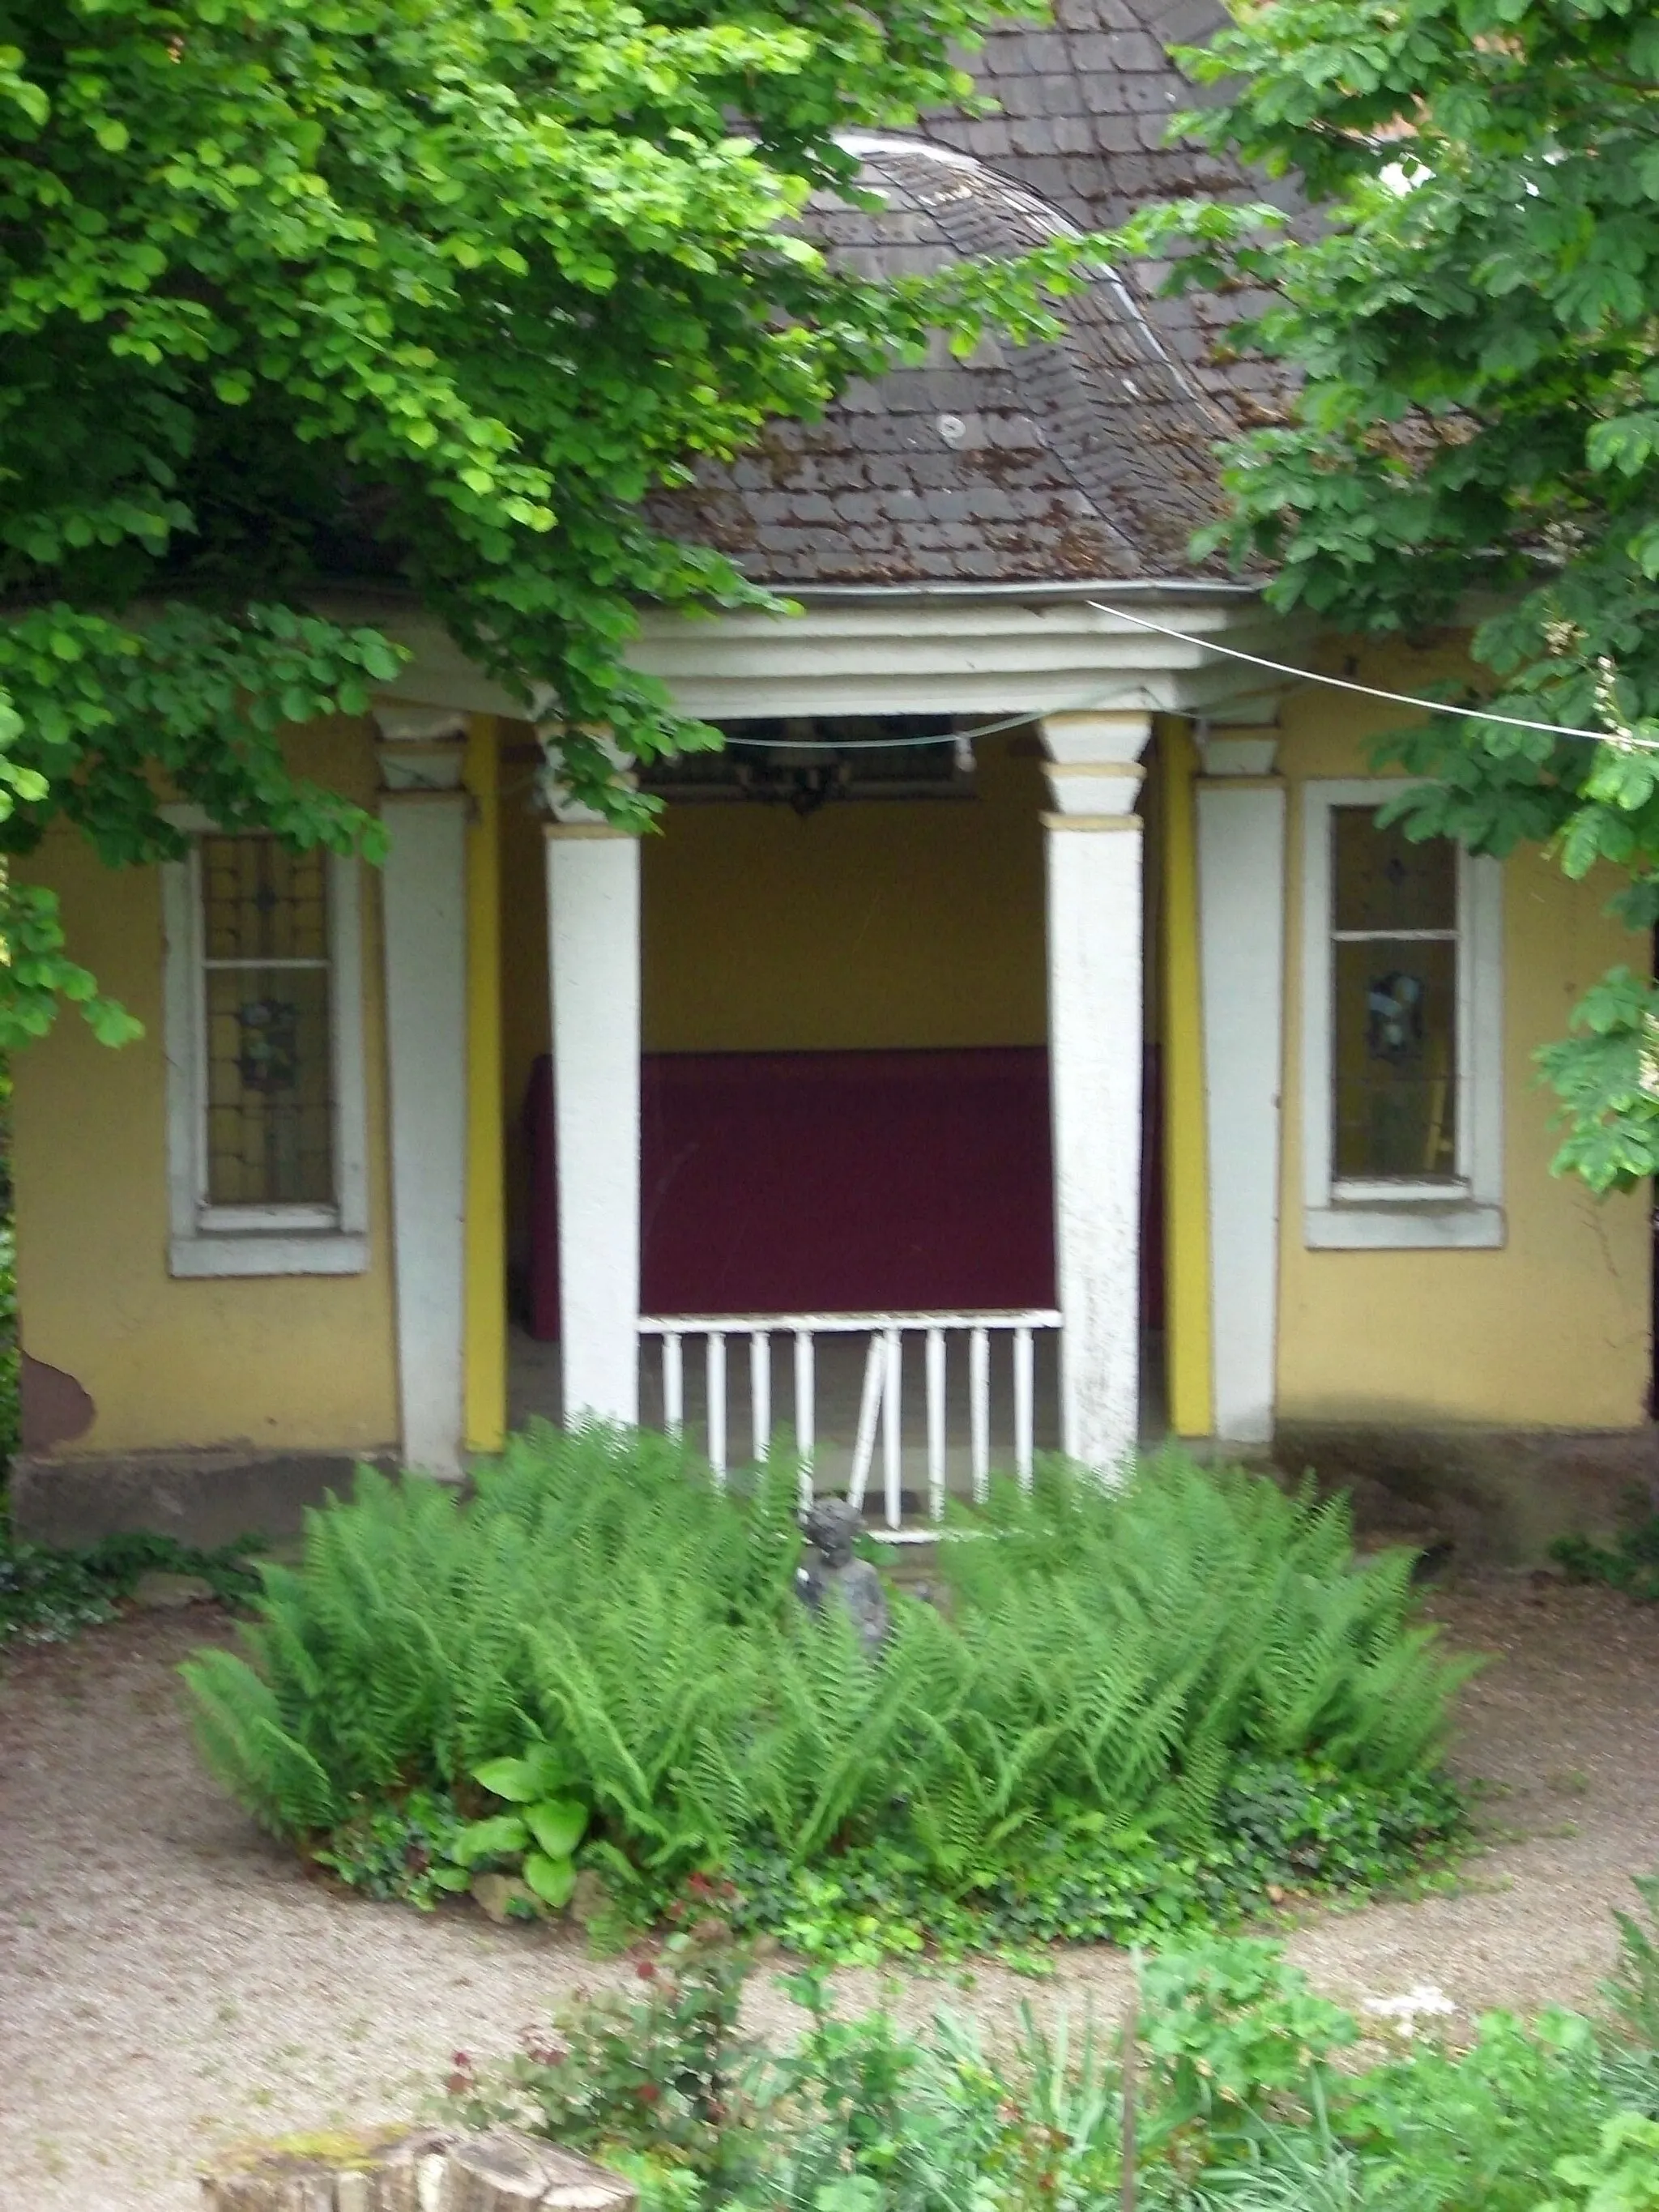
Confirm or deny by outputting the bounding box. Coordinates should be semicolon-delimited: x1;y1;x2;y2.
1273;639;1651;1430
11;717;400;1455
13;660;1649;1457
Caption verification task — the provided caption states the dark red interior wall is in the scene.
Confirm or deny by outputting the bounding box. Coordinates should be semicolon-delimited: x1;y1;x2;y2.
524;1047;1056;1332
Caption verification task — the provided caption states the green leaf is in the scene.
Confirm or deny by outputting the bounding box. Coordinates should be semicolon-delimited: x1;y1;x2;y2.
523;1796;587;1860
522;1851;577;1909
85;999;144;1048
453;1813;530;1863
473;1741;570;1803
1587;414;1659;477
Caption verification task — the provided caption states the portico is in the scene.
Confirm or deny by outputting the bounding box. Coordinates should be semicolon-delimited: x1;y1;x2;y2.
364;586;1294;1511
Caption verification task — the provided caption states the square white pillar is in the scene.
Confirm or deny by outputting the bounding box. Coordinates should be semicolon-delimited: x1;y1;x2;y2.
380;768;469;1476
1196;734;1286;1444
1040;714;1151;1474
544;821;642;1427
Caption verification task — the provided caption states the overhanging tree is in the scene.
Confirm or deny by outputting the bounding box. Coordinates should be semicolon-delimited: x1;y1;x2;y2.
1116;0;1659;1191
0;0;1078;1044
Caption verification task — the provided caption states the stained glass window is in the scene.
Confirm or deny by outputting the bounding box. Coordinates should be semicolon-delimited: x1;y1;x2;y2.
198;838;335;1207
1329;809;1459;1182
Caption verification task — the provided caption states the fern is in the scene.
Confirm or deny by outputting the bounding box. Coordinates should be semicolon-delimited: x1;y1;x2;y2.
179;1426;1473;1902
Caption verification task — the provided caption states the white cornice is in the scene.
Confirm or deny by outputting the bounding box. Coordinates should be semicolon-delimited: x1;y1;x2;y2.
314;586;1312;729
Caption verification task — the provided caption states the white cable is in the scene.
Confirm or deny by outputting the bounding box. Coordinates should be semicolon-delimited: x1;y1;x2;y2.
684;679;1154;752
1087;603;1658;752
642;604;1651;757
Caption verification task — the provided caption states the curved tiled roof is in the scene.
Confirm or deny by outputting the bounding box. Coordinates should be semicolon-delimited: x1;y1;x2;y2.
650;2;1286;590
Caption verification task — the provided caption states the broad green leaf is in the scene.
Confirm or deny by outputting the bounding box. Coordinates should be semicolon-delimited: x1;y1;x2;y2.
474;1742;569;1802
1587;415;1659;477
85;999;144;1047
454;1813;530;1863
522;1851;577;1909
523;1796;587;1860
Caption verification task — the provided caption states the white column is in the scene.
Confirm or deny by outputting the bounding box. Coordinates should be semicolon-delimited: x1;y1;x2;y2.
544;821;642;1426
1040;713;1150;1474
379;744;469;1475
1196;734;1286;1444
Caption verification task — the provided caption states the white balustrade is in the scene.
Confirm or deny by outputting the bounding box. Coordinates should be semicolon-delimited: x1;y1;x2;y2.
637;1310;1061;1536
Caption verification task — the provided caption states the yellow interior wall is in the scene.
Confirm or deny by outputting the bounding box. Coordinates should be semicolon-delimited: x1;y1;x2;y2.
11;717;401;1455
640;731;1048;1051
497;730;1050;1259
1274;640;1651;1430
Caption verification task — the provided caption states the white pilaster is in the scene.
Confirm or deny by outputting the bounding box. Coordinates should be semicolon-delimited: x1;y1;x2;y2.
544;822;642;1426
379;754;469;1475
1040;713;1150;1475
1195;734;1286;1443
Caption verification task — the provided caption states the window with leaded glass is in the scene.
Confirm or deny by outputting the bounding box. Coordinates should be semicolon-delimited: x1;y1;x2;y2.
164;822;368;1276
200;837;336;1207
1329;808;1459;1183
1302;780;1504;1250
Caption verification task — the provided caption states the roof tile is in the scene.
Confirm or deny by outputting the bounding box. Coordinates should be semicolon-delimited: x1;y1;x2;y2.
648;2;1287;587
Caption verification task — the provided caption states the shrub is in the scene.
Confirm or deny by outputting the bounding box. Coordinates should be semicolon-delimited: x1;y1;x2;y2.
1;1524;263;1646
181;1426;1473;1943
1554;1493;1659;1605
442;1885;1659;2212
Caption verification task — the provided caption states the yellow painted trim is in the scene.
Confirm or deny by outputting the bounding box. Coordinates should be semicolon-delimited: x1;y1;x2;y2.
463;717;508;1453
1041;812;1145;832
1160;722;1214;1437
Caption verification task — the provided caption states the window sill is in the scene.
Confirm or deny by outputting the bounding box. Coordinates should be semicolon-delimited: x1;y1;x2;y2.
169;1231;369;1279
1304;1204;1505;1251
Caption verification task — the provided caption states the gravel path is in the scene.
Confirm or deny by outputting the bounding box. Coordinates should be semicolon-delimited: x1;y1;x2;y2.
2;1576;1657;2211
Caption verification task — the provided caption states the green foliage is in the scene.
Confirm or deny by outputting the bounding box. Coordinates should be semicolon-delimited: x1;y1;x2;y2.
441;1904;1659;2212
457;1745;591;1908
1345;2005;1618;2212
0;0;1086;1046
449;1916;764;2194
1137;1938;1354;2127
1553;1494;1659;1604
713;1758;1465;1963
1543;2115;1659;2212
1605;1874;1659;2050
1533;973;1659;1197
1108;0;1659;1195
0;1523;262;1645
181;1427;1470;1952
312;1788;475;1912
451;1918;1121;2212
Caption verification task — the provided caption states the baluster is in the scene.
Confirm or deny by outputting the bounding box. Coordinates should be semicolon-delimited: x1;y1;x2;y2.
749;1329;771;1461
970;1325;991;1502
847;1331;885;1511
706;1331;727;1481
793;1329;816;1507
925;1326;947;1525
882;1326;902;1529
1014;1323;1034;1489
663;1332;684;1438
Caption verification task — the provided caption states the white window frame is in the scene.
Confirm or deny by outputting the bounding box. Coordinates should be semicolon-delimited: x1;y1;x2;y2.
162;808;369;1276
1302;778;1503;1251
